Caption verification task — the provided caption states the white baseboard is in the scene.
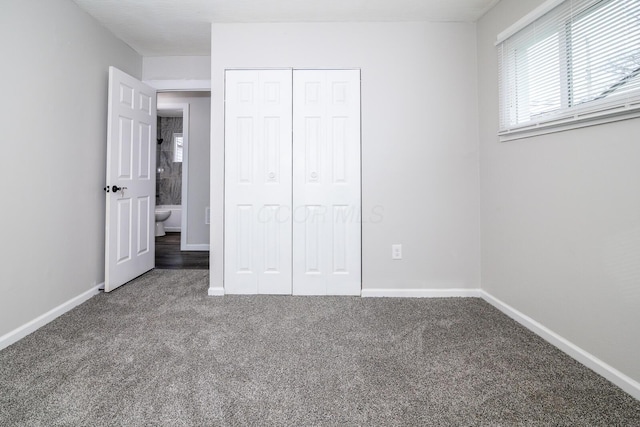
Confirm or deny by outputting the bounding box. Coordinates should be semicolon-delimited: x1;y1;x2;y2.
164;226;181;232
0;284;102;351
208;287;480;298
480;290;640;401
361;288;481;298
181;243;210;251
208;286;225;296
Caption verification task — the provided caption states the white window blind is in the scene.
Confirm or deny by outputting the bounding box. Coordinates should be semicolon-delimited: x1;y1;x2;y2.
498;0;640;138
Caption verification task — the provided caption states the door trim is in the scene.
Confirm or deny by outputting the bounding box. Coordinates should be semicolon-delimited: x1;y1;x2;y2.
144;80;211;91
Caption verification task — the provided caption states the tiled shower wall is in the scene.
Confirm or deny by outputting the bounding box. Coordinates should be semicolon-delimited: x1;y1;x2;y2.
156;117;183;205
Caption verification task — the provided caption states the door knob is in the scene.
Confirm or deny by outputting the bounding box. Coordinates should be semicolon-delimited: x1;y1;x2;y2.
109;185;128;196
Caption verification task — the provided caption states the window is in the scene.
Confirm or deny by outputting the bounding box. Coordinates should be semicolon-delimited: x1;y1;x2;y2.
173;133;183;162
498;0;640;139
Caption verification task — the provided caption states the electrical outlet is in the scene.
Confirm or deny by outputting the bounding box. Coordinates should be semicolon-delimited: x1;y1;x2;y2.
392;244;402;260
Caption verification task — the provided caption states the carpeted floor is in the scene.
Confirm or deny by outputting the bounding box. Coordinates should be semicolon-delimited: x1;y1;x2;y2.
0;270;638;426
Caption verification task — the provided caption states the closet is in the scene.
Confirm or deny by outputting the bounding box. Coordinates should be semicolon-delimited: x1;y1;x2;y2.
224;69;361;295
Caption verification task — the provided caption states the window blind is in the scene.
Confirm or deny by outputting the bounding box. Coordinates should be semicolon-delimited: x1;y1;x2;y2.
497;0;640;137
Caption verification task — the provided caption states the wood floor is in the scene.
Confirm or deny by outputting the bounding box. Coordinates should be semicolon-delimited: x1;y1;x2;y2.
155;233;209;269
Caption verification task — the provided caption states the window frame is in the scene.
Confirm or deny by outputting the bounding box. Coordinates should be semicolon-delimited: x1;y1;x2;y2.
497;0;640;141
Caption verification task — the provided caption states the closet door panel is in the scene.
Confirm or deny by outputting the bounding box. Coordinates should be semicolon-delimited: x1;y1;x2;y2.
225;70;293;294
293;70;361;296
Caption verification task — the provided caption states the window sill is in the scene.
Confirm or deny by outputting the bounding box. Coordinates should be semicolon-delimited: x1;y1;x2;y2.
498;103;640;142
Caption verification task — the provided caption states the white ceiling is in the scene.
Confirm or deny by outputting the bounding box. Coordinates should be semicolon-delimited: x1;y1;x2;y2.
72;0;500;56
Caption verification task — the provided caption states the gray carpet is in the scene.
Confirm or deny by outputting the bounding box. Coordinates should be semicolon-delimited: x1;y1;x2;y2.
0;270;638;426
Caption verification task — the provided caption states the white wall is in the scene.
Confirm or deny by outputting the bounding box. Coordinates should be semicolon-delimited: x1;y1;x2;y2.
210;22;480;292
0;0;141;337
478;0;640;383
157;92;211;247
142;56;211;90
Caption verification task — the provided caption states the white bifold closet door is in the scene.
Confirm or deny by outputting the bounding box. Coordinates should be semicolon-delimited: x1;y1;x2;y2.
224;69;361;295
292;70;361;296
224;70;293;294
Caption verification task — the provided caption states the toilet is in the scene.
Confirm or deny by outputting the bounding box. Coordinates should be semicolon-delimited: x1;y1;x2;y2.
155;209;171;237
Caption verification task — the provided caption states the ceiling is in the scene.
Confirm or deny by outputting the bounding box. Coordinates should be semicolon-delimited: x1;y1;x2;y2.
72;0;500;56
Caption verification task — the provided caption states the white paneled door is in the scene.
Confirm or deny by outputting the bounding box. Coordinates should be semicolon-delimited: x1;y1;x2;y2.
224;70;293;294
293;70;361;295
105;67;157;292
224;69;361;296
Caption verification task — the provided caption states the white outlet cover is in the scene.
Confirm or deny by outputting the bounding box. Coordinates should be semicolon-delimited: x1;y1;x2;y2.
392;244;402;260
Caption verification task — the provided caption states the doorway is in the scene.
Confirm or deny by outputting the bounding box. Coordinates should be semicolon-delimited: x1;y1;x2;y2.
155;92;211;268
156;91;211;269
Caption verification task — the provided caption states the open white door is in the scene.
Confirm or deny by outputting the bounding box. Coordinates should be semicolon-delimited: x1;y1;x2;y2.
105;66;157;292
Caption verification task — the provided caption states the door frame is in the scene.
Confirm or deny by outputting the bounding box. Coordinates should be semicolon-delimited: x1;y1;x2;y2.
144;79;211;254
